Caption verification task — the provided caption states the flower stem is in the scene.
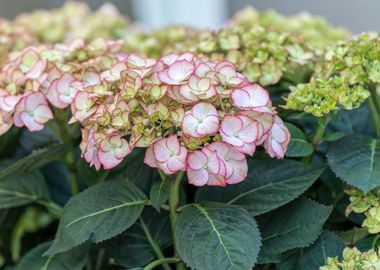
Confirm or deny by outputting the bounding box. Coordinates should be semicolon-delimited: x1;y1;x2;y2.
370;87;380;112
367;97;380;138
140;217;171;270
168;171;186;270
143;258;180;270
54;108;80;195
303;114;332;162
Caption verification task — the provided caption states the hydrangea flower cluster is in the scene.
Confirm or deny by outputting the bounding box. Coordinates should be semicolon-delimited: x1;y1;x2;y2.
320;247;380;270
346;187;380;234
0;38;290;186
12;2;130;44
228;7;349;49
0;19;37;65
284;33;380;116
284;77;370;116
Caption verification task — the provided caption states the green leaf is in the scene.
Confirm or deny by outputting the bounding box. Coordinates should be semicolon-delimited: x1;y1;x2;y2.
149;178;170;212
176;202;261;270
107;208;172;268
45;179;147;255
276;231;345;270
285;123;313;157
196;159;325;216
0;209;7;225
15;241;89;270
0;145;67;180
258;197;332;263
327;135;380;192
0;171;50;209
321;131;345;143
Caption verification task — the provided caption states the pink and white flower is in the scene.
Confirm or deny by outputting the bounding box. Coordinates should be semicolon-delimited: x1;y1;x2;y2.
13;92;53;132
69;91;97;123
186;147;226;186
264;115;290;159
144;135;188;174
215;61;246;86
207;141;248;184
182;102;219;138
179;74;217;102
231;84;270;109
0;89;22;112
47;73;83;109
80;128;102;171
158;59;195;85
98;134;132;169
220;114;259;155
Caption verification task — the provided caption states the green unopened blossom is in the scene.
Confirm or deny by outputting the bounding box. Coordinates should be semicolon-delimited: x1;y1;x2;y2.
229;6;349;49
320;248;380;270
363;207;380;234
346;187;380;234
284;77;370;117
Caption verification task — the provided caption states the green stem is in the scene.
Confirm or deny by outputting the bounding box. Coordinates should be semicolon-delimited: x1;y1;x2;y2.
168;171;186;270
54;108;80;195
368;97;380;138
140;217;171;270
370;87;380;112
143;258;180;270
372;234;380;249
36;200;63;217
303;114;332;162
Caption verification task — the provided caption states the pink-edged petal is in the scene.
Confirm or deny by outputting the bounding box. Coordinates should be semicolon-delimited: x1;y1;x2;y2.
33;105;53;123
25;92;46;110
206;174;227;187
187;150;208;170
47;80;68;109
192;102;218;119
195;115;219;136
21;112;44;131
220;115;243;136
167;60;194;82
226;160;248;184
233;142;256;156
153;139;170;162
231;84;270;108
166;134;180;155
98;150;123;170
182;115;199;137
187;168;209;186
144;146;158;168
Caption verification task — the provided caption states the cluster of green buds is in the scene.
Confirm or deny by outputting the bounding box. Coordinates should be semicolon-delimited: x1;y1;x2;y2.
195;25;315;86
284;76;370;116
13;1;131;44
320;247;380;270
228;7;349;49
284;33;380;116
346;187;380;234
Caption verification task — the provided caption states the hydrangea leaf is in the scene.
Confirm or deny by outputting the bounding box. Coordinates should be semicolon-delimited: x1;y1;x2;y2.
0;170;50;209
327;135;380;192
176;202;261;270
0;144;67;180
276;231;345;270
257;197;332;263
195;159;325;216
284;122;313;157
45;179;147;255
107;208;172;268
15;241;89;270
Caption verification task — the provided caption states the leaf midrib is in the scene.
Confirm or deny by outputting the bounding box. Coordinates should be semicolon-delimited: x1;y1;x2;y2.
194;204;235;269
65;199;148;228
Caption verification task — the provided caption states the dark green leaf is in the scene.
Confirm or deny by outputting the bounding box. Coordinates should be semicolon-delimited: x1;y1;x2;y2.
0;209;7;225
276;231;344;270
258;197;332;263
285;123;313;157
15;241;89;270
45;179;147;255
196;159;324;216
0;145;67;180
108;208;172;268
327;135;380;192
176;202;261;270
321;131;345;142
0;171;50;209
149;178;170;212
